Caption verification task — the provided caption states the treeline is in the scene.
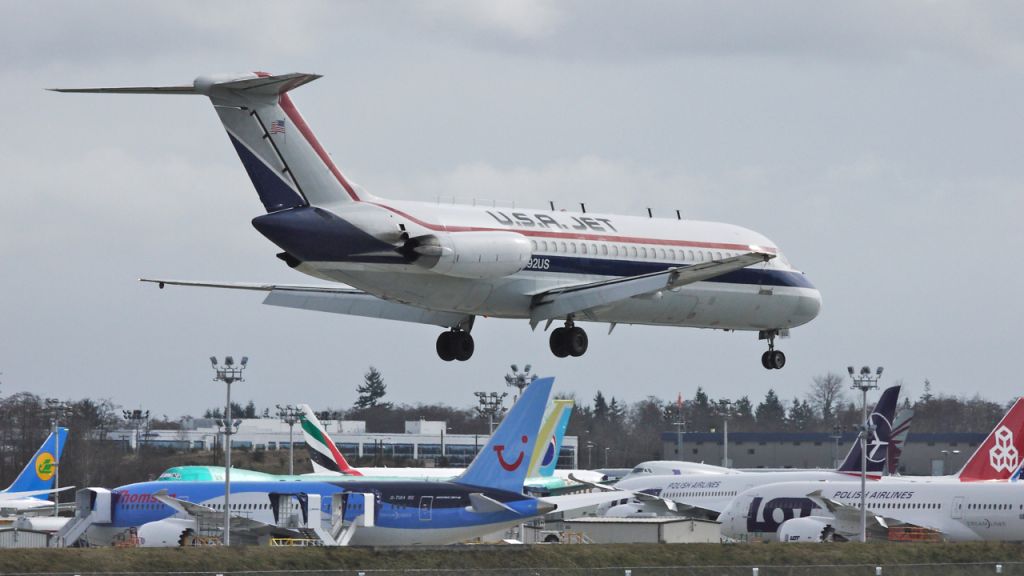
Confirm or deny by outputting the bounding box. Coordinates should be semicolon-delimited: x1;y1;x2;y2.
0;372;1010;490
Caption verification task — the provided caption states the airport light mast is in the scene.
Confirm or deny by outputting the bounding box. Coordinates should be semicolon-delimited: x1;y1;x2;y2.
504;364;537;402
276;404;301;476
848;364;883;543
122;408;150;455
211;355;247;546
45;399;70;518
474;391;507;435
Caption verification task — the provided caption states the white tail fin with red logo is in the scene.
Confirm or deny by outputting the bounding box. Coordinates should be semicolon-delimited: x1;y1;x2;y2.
957;397;1024;481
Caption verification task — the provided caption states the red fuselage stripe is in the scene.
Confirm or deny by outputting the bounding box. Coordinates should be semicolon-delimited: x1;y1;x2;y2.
369;202;776;253
278;93;360;201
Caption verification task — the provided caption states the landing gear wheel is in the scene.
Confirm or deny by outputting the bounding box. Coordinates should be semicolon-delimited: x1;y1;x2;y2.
549;327;569;358
452;331;475;362
566;327;588;357
436;332;456;362
761;350;773;369
769;349;786;370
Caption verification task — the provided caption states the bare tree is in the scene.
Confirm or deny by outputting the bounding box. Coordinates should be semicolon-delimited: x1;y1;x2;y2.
807;372;846;423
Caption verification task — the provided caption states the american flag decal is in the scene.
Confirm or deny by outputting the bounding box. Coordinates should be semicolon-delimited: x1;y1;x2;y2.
270;119;286;134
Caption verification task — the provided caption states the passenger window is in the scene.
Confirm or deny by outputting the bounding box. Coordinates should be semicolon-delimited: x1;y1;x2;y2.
659;248;666;259
571;243;577;254
630;246;637;257
640;247;647;258
610;245;618;257
601;245;608;256
581;243;588;255
591;243;597;254
560;242;567;252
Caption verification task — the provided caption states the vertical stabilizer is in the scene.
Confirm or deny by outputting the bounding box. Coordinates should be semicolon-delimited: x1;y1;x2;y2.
836;385;901;475
957;397;1024;481
456;378;554;492
52;72;363;212
299;404;362;476
6;428;68;495
527;400;573;478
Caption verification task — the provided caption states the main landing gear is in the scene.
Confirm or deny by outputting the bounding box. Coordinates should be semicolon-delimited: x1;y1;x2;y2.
436;329;474;362
549;319;588;358
760;330;786;370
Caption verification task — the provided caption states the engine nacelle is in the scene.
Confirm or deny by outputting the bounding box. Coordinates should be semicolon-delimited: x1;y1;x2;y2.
137;518;197;547
405;231;532;279
777;516;843;543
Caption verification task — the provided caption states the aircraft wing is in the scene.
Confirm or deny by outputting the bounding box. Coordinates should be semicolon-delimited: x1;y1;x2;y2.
539;491;636;513
528;252;774;323
140;279;472;329
0;486;75;501
804;489;931;535
566;474;720;516
151;490;268;532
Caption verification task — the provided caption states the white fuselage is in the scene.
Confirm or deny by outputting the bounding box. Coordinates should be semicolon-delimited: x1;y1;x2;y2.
720;480;1024;542
302;199;821;331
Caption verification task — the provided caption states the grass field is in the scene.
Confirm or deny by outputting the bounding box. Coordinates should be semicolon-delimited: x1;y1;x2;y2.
1;542;1023;575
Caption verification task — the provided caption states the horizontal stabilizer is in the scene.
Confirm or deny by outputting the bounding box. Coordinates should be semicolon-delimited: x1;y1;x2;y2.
48;85;197;95
468;493;516;514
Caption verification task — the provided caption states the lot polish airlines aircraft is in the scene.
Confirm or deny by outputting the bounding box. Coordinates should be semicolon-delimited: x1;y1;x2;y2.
590;385;901;518
54;73;820;366
719;397;1024;541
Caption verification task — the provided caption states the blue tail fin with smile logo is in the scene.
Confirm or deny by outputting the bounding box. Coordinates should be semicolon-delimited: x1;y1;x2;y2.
6;428;68;495
456;378;554;492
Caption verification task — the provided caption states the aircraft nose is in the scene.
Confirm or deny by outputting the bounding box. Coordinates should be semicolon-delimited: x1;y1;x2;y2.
789;284;822;327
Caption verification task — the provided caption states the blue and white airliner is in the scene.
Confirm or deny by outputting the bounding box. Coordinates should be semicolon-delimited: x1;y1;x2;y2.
0;428;69;515
64;378;618;547
54;72;821;367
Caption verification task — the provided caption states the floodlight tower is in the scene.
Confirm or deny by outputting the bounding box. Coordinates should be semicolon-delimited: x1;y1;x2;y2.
848;364;883;543
474;391;508;434
276;404;302;475
504;364;538;402
211;355;247;546
122;408;150;454
45;399;71;517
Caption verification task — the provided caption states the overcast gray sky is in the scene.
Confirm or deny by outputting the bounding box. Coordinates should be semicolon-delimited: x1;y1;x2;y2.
2;1;1022;419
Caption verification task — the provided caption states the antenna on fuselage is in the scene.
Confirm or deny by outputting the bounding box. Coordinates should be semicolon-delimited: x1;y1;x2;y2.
676;210;681;220
647;208;653;218
580;203;586;213
549;201;555;211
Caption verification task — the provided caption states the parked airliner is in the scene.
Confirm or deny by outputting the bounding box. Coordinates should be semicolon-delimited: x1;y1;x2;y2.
54;72;820;366
717;397;1024;541
0;428;69;514
591;385;902;518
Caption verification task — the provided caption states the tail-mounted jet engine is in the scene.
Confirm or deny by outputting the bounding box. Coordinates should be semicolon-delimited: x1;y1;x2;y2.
400;231;532;280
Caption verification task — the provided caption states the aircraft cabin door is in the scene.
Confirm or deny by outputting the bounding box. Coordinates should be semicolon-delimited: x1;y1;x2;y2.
419;496;433;521
952;496;965;520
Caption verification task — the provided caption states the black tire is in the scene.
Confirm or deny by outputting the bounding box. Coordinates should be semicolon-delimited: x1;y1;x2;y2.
761;350;773;369
567;327;588;357
770;350;786;370
549;327;569;358
453;332;475;361
436;332;456;361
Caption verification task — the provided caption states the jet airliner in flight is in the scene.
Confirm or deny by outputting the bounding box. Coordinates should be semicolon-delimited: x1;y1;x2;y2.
54;73;821;366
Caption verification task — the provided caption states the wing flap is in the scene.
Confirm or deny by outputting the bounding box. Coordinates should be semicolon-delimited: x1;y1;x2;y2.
529;252;773;323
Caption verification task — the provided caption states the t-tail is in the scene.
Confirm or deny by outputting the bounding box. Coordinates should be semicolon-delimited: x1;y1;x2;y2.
51;73;364;213
526;399;573;479
6;428;68;495
836;385;901;476
957;397;1024;481
299;404;362;476
456;377;555;492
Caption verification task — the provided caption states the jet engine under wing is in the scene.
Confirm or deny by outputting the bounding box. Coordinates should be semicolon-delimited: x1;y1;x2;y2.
140;279;472;328
529;252;774;324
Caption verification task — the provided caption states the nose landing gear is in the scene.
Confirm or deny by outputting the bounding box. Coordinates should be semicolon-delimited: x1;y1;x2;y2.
549;319;588;358
436;329;474;362
760;329;786;370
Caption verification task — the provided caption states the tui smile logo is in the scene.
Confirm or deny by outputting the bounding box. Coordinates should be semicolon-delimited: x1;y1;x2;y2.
36;452;56;482
494;435;529;471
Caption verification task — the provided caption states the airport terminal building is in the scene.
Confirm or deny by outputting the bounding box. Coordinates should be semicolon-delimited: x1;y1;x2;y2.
663;431;985;476
110;418;579;469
